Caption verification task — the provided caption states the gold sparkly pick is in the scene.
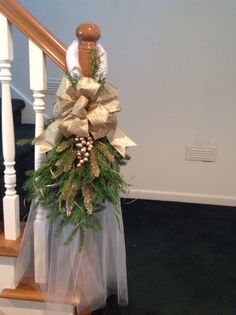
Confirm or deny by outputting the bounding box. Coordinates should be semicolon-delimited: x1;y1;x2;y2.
95;141;115;163
56;140;73;153
90;148;100;178
81;184;93;215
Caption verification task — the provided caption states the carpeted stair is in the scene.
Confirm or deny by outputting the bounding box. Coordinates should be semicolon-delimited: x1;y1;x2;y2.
0;98;35;220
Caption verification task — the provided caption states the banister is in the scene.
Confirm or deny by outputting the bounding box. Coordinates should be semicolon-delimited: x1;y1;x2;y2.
0;0;66;71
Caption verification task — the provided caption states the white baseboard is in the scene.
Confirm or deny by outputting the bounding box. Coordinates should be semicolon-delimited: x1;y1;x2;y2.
125;188;236;207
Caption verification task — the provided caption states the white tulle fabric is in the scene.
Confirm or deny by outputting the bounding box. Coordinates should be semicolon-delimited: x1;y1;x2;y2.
17;201;128;314
15;39;128;314
45;201;128;310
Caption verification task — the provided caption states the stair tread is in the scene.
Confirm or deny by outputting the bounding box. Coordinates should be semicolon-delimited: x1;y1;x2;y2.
0;278;44;302
0;270;79;304
0;268;91;314
0;221;25;257
1;279;83;306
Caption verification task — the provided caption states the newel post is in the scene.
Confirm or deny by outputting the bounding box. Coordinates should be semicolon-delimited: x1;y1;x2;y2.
76;23;101;77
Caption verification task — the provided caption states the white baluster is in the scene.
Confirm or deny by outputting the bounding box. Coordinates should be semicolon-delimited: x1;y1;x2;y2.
29;40;48;283
0;13;20;240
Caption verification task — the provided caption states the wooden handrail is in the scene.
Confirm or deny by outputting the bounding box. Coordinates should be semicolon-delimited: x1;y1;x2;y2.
0;0;66;71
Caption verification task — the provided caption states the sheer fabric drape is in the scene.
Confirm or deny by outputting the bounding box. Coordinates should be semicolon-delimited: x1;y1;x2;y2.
16;201;128;314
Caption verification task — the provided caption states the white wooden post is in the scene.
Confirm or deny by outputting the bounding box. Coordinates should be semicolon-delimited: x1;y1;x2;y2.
0;13;20;240
29;40;48;283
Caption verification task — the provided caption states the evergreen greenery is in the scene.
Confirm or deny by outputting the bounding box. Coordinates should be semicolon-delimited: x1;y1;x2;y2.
23;48;131;247
24;137;130;247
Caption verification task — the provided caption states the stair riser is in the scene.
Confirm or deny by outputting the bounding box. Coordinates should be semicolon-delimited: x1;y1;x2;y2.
0;257;17;291
0;241;31;292
0;299;74;315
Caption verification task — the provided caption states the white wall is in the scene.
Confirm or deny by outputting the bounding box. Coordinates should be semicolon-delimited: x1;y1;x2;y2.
12;0;236;205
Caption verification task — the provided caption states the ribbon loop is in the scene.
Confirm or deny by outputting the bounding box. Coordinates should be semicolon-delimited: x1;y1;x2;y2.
34;76;136;157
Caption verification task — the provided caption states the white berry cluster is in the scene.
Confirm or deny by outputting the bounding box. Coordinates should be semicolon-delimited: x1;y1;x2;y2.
75;136;94;168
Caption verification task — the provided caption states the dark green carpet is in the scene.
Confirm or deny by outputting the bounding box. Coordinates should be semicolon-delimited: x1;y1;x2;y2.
94;199;236;315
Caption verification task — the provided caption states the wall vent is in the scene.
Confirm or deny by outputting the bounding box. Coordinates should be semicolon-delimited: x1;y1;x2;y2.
185;145;217;162
46;78;60;95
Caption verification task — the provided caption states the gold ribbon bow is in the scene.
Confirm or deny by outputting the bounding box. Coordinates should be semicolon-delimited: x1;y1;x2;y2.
33;76;136;157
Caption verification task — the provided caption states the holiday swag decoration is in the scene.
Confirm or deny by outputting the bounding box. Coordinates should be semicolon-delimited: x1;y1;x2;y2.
24;25;135;247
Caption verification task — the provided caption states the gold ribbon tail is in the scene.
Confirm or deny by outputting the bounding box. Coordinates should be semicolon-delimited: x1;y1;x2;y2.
33;120;63;153
107;127;136;158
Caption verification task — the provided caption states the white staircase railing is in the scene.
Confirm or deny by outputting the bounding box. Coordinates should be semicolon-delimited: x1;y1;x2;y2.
29;40;48;283
0;0;66;288
0;13;20;241
0;15;49;259
0;13;49;283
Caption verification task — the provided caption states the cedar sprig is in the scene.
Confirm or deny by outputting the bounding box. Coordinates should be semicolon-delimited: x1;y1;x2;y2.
88;49;107;92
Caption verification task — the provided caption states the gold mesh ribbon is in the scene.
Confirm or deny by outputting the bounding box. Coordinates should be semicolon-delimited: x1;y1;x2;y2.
33;76;136;157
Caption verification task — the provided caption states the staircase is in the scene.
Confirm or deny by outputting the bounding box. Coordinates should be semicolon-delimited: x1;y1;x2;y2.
0;0;90;314
0;98;35;220
0;221;75;314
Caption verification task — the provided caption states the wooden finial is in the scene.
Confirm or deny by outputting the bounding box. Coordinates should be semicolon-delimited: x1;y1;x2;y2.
76;23;101;77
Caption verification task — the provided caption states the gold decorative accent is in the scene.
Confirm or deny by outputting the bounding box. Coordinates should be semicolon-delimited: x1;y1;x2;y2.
74;135;94;168
81;184;93;214
61;182;72;201
63;181;81;216
52;167;64;179
33;76;136;157
56;140;73;153
64;150;77;172
95;141;115;163
55;158;64;166
90;148;100;177
65;199;73;216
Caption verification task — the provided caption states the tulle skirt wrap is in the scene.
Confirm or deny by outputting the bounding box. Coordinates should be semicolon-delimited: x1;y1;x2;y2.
16;201;128;314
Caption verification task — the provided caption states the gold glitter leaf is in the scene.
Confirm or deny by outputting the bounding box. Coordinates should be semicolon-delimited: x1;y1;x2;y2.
95;141;115;163
81;184;93;215
62;181;80;201
55;158;64;167
61;181;72;200
56;140;73;153
52;167;64;179
64;150;77;172
65;198;73;216
90;148;100;177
